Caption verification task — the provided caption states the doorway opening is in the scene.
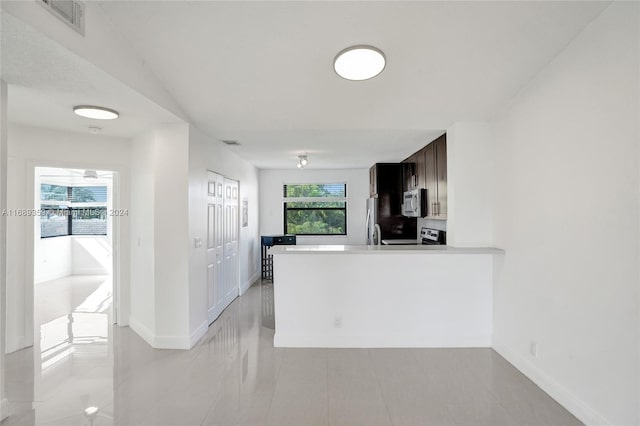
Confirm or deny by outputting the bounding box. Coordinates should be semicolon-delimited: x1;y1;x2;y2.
33;167;116;373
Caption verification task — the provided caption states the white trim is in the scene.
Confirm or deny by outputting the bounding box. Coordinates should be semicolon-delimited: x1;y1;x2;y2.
493;340;611;426
6;336;25;355
0;398;8;422
34;270;70;284
127;316;155;348
240;271;260;295
153;335;191;350
71;268;108;275
189;320;209;348
274;333;492;348
15;161;126;354
208;307;219;325
282;196;346;203
129;316;200;350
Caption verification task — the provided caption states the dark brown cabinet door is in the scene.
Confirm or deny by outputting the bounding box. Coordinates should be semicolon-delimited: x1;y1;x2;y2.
402;153;417;191
424;143;437;217
396;134;446;218
369;165;377;197
416;147;427;190
435;136;447;217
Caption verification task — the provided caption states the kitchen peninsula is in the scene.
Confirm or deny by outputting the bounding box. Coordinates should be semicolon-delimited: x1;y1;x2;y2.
271;244;503;348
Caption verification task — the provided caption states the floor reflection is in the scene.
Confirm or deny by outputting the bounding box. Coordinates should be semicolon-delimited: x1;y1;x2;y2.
4;280;581;426
5;275;114;426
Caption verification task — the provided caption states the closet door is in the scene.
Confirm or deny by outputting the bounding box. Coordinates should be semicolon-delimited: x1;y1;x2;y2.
207;171;225;324
222;178;240;307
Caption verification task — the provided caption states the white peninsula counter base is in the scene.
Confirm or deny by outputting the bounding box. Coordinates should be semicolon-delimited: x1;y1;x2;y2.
271;245;503;348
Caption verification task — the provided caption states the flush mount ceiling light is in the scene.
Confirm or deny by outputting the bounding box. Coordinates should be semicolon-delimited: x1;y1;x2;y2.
297;155;308;169
334;45;386;81
73;105;119;120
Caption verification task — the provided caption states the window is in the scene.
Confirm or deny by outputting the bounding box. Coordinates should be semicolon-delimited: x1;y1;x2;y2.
40;184;108;238
283;183;347;235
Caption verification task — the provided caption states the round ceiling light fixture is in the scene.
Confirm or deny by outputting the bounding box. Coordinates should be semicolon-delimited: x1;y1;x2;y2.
334;45;386;81
297;154;308;169
73;105;119;120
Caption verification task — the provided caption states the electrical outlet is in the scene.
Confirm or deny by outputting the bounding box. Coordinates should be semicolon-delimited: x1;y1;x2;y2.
334;317;342;328
529;341;538;358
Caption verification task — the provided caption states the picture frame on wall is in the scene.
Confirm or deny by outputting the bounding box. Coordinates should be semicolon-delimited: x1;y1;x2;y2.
242;198;248;227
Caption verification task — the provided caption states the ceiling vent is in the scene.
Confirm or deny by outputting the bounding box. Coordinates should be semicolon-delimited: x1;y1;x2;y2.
221;140;240;146
39;0;85;36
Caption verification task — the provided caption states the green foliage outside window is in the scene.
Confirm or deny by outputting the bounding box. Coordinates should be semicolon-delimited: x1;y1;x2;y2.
284;184;347;235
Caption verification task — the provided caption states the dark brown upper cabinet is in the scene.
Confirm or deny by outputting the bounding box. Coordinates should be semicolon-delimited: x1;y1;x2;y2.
401;150;426;192
402;133;447;218
424;134;447;218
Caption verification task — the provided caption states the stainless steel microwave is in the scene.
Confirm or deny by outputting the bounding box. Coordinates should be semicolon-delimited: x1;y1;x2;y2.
402;189;426;217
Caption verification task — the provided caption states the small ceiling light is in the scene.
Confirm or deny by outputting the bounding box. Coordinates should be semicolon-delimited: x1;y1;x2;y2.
73;105;119;120
334;45;386;81
296;162;303;169
83;170;98;179
297;154;308;169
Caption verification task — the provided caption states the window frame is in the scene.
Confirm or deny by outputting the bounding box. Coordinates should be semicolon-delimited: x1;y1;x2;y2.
40;184;108;238
282;183;348;236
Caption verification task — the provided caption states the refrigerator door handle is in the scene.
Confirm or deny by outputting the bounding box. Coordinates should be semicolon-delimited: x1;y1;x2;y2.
365;209;371;243
374;224;382;246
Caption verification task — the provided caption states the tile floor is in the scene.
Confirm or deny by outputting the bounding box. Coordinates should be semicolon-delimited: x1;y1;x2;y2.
3;276;583;426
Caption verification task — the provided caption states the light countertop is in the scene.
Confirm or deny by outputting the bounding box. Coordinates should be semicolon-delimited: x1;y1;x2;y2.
269;245;504;255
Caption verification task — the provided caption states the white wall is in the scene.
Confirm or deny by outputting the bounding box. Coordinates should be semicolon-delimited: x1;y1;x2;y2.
0;80;9;421
6;123;130;353
71;237;111;276
259;168;368;245
188;126;260;342
153;124;190;346
128;124;192;349
491;3;639;425
129;128;156;340
446;122;494;247
34;237;72;283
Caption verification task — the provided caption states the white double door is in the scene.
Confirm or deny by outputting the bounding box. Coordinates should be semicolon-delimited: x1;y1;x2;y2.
206;172;239;324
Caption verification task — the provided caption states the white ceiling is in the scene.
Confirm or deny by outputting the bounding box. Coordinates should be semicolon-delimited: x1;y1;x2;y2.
1;11;182;139
3;1;609;169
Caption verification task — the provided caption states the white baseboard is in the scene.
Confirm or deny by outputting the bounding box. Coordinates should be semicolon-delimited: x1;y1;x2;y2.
129;316;193;350
189;320;209;348
128;316;155;348
274;333;492;348
153;334;191;350
35;269;71;284
71;268;109;275
240;271;260;295
6;335;26;354
0;398;8;422
493;340;611;426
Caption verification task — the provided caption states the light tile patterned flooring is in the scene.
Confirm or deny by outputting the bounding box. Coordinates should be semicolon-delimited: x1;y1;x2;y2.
4;277;582;426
